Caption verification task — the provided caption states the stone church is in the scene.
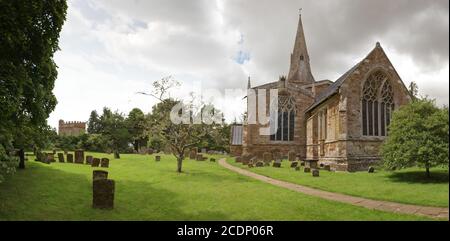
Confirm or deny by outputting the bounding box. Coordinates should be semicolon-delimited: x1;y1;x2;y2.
230;14;412;171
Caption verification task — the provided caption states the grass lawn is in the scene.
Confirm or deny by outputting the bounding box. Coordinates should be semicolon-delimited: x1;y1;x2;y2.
227;159;449;207
0;153;433;220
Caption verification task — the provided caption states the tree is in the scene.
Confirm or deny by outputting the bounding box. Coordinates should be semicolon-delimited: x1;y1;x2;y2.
87;110;101;134
100;109;131;159
127;108;147;152
0;0;67;170
408;81;419;100
137;75;180;101
381;98;449;177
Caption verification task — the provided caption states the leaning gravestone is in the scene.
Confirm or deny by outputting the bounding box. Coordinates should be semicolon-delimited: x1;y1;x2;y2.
288;151;296;162
86;156;93;165
74;149;84;164
57;153;65;163
93;170;108;181
92;179;115;210
101;158;109;168
304;167;311;173
67;153;74;163
368;166;375;173
312;169;320;177
290;161;298;168
155;155;161;162
91;158;100;167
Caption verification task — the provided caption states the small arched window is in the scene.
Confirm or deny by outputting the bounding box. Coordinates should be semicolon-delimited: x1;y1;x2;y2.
270;95;296;141
362;71;393;136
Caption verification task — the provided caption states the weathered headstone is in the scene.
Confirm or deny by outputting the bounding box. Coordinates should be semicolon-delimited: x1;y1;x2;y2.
101;158;109;168
255;161;264;167
273;161;281;168
312;169;320;177
290;161;298;168
91;158;100;167
57;153;65;163
300;161;305;166
288;151;296;162
67;153;74;163
263;152;272;163
86;155;93;165
189;149;197;159
147;148;154;155
46;153;55;162
304;167;311;173
209;158;216;162
74;149;84;164
196;154;204;161
324;165;331;171
92;179;115;210
235;156;242;163
155;155;161;162
368;166;375;173
93;170;108;180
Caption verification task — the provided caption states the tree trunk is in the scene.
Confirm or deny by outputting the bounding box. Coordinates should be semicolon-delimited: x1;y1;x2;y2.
18;149;25;169
426;166;430;178
177;157;183;173
134;140;139;152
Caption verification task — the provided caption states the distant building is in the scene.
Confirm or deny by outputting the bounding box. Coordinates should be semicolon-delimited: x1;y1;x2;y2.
58;119;86;136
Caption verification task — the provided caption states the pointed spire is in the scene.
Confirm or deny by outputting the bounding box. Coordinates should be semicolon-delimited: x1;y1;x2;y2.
287;12;315;85
247;76;251;89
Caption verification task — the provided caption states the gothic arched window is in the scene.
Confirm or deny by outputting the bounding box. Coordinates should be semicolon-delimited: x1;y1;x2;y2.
362;71;393;136
270;95;296;141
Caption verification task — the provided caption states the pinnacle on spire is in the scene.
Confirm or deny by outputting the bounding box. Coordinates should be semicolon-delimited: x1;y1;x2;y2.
247;76;251;89
287;12;315;85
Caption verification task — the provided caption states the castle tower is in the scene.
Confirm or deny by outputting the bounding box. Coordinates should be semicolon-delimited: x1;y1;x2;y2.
287;13;315;85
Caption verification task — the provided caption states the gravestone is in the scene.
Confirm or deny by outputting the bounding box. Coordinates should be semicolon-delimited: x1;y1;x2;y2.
74;149;84;164
248;163;254;168
155;155;161;162
235;156;242;163
263;152;272;163
273;161;281;168
201;148;207;153
209;158;216;162
290;162;298;168
91;158;100;167
86;155;93;165
300;161;305;166
324;165;331;171
101;158;109;168
189;149;197;159
288;151;296;162
147;148;154;155
295;166;301;171
304;167;311;173
67;153;74;163
92;179;115;210
196;154;204;161
312;169;320;177
255;161;264;167
46;153;55;162
368;166;375;173
57;153;65;163
93;170;108;180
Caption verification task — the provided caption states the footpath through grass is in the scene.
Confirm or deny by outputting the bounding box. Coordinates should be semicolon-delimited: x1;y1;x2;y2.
227;158;449;207
0;153;432;220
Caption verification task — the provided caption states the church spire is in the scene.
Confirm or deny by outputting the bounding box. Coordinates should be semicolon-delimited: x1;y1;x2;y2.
247;76;251;89
287;12;315;85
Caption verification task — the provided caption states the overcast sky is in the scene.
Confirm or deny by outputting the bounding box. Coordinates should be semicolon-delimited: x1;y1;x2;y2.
48;0;449;128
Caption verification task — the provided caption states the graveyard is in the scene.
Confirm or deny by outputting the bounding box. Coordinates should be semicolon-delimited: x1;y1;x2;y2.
0;151;437;221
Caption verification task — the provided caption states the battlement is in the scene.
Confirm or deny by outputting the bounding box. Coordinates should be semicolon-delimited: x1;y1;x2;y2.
58;119;86;136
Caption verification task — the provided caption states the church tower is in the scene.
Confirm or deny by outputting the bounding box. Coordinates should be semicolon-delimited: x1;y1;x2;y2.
287;13;315;85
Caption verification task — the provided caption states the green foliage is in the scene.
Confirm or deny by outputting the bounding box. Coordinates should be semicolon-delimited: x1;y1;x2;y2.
87;110;101;134
0;146;18;183
0;0;67;151
381;98;449;176
126;108;148;151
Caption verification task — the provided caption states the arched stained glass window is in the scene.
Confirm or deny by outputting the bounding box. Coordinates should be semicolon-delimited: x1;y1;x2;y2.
270;95;296;141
